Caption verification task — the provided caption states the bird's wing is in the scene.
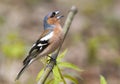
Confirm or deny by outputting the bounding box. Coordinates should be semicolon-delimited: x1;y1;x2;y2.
23;29;54;65
16;29;54;80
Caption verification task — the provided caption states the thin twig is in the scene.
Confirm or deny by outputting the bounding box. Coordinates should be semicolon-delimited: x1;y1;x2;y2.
37;6;77;84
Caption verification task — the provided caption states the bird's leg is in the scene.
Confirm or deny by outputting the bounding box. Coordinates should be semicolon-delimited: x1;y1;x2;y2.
46;55;50;63
47;55;56;64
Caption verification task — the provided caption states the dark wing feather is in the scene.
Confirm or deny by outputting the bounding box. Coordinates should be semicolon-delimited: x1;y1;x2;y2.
23;39;49;65
16;30;53;80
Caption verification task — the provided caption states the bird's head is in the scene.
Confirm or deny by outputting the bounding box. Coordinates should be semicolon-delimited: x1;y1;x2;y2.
44;10;63;30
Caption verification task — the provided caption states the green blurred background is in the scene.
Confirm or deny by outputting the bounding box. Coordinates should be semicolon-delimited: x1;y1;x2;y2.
0;0;120;84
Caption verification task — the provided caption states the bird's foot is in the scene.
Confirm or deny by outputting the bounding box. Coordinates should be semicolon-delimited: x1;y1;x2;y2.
47;55;56;65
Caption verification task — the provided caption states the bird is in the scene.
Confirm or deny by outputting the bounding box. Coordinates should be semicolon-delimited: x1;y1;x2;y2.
15;10;64;80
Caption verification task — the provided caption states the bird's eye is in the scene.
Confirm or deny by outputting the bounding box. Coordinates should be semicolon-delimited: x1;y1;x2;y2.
50;12;55;18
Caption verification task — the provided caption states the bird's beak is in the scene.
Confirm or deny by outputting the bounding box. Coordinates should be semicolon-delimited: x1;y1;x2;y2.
54;10;60;15
54;10;64;20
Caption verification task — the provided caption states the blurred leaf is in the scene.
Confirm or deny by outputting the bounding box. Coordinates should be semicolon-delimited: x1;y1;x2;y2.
64;75;78;84
114;58;120;65
53;65;66;84
36;68;44;81
2;42;25;58
46;79;54;84
88;38;99;50
99;0;113;7
53;65;63;84
87;38;99;64
57;49;67;62
1;32;26;59
0;16;5;26
58;62;81;72
7;33;17;41
100;75;107;84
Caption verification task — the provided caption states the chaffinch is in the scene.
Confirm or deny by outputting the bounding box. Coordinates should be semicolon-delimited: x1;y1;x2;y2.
16;10;64;80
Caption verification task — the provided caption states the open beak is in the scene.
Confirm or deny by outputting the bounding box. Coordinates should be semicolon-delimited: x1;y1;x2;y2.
54;10;60;15
54;10;64;20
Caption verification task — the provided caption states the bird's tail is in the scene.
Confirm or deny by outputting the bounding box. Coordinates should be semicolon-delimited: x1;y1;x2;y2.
15;61;30;80
15;55;34;80
15;52;38;80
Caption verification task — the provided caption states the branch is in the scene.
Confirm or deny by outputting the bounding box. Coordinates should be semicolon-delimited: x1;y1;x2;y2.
37;6;78;84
